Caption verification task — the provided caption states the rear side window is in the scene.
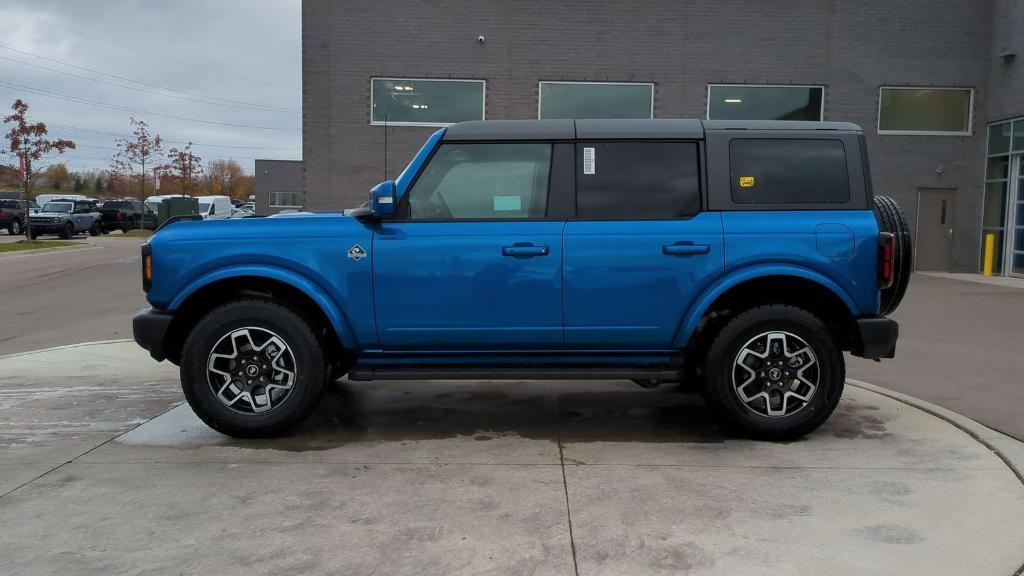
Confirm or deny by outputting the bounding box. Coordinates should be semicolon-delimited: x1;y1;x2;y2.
406;143;551;220
576;142;701;219
729;139;849;204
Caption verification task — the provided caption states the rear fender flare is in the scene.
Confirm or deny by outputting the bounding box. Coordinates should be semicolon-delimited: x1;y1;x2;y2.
674;264;859;348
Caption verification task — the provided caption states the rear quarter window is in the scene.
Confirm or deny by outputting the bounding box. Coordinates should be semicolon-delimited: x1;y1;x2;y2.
729;139;849;204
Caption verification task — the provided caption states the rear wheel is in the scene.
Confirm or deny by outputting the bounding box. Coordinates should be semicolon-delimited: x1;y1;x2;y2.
89;221;101;236
8;220;21;235
874;195;912;315
180;300;328;437
702;305;844;440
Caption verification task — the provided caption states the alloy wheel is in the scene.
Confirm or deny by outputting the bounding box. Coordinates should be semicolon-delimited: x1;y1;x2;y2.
206;327;297;414
731;331;819;418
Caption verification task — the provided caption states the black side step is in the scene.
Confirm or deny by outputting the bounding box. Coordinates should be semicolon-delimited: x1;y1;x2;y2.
346;366;684;382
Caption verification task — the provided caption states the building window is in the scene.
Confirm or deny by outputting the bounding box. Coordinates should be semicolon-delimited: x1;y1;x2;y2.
538;82;653;120
707;85;824;121
371;78;485;126
729;139;849;205
269;191;302;208
878;87;973;135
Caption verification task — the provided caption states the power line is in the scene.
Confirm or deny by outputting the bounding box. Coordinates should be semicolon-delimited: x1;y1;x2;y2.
0;80;301;131
0;52;299;113
2;9;300;92
47;123;301;150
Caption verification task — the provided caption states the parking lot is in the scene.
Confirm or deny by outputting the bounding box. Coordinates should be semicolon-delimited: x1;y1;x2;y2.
1;237;1023;575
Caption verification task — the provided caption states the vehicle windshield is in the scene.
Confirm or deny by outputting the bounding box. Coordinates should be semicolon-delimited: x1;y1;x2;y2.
41;202;73;213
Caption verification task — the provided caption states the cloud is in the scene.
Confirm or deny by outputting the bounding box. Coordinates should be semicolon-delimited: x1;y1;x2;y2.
0;0;301;174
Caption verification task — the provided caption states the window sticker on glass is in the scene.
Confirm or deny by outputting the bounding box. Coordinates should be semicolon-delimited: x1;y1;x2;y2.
493;195;523;211
583;147;596;175
739;176;755;188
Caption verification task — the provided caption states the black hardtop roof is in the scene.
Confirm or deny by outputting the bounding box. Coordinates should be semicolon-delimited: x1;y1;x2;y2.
442;119;862;141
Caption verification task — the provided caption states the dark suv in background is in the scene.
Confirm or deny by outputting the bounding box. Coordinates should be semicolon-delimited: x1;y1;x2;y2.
0;199;39;235
99;200;157;233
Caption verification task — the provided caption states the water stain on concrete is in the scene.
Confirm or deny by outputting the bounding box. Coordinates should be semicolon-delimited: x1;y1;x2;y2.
208;381;729;452
830;401;894;440
855;523;926;545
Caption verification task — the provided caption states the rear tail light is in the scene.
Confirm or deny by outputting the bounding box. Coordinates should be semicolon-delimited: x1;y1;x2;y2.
878;232;895;290
117;212;124;221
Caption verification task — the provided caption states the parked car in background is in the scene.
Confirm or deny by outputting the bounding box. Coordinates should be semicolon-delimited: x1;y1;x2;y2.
241;202;255;213
0;199;40;235
28;199;102;239
99;200;157;233
229;207;255;219
34;193;90;206
194;195;233;220
134;119;909;439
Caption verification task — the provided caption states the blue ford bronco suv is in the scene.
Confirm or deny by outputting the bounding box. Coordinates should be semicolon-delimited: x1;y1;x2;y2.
133;119;909;440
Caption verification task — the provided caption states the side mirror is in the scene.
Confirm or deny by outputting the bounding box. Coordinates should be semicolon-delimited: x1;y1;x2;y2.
370;180;397;218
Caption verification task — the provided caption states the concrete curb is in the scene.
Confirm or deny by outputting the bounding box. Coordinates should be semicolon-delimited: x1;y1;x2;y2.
0;338;133;361
848;378;1024;487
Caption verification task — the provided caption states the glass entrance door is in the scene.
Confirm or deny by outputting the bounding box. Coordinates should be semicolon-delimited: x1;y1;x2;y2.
1008;155;1024;277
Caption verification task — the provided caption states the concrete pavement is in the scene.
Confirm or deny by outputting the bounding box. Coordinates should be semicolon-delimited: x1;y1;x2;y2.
1;341;1023;575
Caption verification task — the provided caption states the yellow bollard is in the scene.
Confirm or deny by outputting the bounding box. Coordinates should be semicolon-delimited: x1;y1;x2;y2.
983;233;995;277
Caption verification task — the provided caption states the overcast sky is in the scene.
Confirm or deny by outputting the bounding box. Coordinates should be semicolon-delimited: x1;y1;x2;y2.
0;0;301;174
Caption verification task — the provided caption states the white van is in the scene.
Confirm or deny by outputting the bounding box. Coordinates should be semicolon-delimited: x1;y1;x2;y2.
193;195;233;220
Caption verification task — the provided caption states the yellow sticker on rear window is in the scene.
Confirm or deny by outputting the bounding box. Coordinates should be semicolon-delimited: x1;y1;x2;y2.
739;176;755;187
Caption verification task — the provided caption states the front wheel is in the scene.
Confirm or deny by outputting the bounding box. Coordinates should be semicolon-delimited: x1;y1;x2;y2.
180;300;328;437
701;305;844;440
59;223;73;239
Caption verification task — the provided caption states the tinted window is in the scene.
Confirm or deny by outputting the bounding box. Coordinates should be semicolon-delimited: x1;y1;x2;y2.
371;78;485;125
539;83;653;120
729;139;849;204
576;142;701;219
708;85;823;121
878;88;971;134
406;143;551;220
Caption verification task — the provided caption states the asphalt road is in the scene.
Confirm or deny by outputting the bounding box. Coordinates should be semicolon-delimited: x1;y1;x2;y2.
1;237;1021;440
0;235;147;355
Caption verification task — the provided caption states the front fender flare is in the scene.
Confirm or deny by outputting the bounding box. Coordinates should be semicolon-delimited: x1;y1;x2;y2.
168;264;357;349
674;264;860;348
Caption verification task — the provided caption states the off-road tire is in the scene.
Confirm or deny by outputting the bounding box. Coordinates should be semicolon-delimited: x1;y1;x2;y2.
702;305;845;440
873;195;912;315
89;221;101;237
59;223;73;240
180;299;328;438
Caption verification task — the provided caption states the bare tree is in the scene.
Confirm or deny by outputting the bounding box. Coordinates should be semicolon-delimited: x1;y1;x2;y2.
167;141;203;194
1;99;75;239
112;117;165;229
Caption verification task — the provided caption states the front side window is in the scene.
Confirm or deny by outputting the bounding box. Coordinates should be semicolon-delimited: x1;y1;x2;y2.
707;85;823;121
539;82;653;120
729;139;849;204
406;143;551;220
878;87;973;135
371;78;485;126
576;142;701;219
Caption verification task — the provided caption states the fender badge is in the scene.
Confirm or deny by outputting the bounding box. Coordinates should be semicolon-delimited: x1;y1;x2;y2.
347;244;367;261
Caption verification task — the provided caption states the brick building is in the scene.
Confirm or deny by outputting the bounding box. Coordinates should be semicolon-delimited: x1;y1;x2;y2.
300;0;1024;276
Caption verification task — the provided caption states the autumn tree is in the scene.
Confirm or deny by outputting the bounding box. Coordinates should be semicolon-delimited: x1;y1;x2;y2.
167;142;203;194
1;99;75;239
204;158;247;199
